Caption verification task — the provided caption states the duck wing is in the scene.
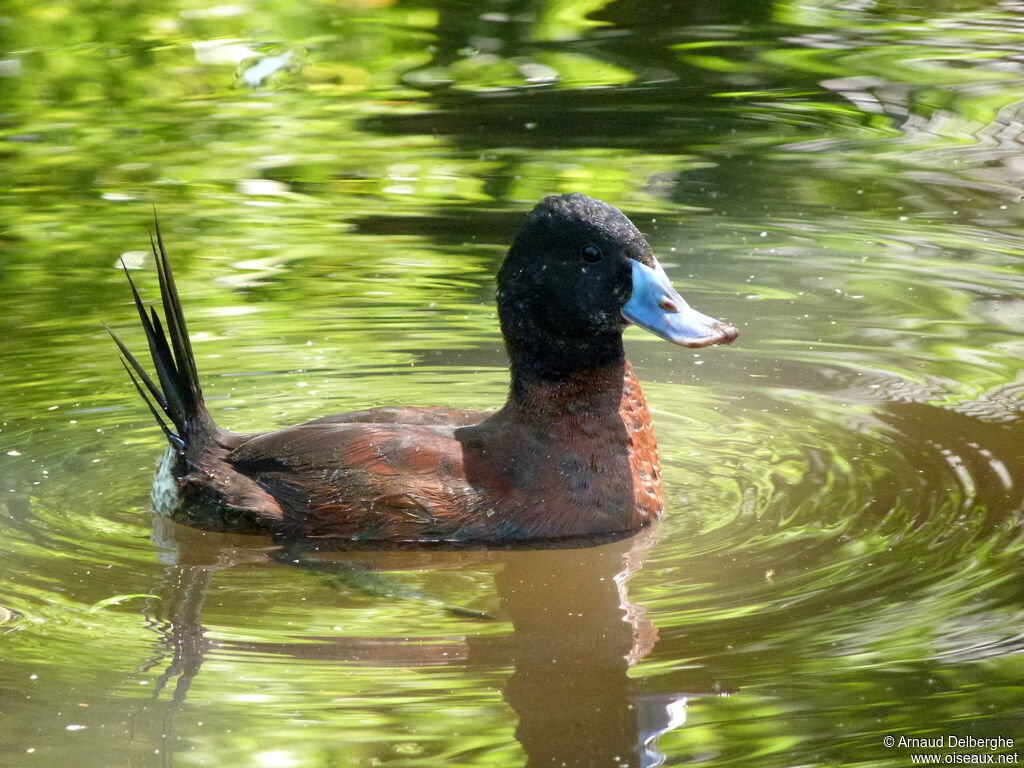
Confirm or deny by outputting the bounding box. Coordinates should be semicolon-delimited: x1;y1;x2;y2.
226;422;486;540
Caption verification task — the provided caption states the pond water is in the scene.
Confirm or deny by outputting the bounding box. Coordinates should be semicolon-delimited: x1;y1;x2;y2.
1;0;1023;765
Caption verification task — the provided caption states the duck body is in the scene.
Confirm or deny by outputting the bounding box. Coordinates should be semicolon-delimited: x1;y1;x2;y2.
184;361;659;542
114;195;735;545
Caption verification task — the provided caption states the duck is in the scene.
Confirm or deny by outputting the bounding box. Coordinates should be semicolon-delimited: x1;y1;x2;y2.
111;194;737;544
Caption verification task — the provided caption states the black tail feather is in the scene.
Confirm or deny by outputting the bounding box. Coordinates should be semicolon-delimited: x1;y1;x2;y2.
107;321;169;414
146;305;188;422
118;357;185;450
120;260;186;426
112;217;209;451
153;220;202;405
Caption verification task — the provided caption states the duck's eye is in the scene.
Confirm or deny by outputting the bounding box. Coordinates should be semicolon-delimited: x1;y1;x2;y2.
581;245;603;263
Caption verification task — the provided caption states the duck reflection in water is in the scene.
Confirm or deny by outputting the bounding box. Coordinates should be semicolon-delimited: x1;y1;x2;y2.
137;520;726;768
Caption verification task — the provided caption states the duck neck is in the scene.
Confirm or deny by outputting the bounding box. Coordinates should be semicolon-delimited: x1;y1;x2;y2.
505;336;628;421
503;333;622;411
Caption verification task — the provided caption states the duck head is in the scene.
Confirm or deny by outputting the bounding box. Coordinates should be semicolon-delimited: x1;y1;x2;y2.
497;194;736;382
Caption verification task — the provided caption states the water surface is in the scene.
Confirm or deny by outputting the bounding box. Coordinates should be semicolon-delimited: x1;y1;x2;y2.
1;0;1023;765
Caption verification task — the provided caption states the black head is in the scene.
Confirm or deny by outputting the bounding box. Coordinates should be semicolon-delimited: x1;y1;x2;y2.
496;194;737;385
497;194;651;378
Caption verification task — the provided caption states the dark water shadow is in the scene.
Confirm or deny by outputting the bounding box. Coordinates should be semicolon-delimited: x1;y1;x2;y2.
132;520;724;767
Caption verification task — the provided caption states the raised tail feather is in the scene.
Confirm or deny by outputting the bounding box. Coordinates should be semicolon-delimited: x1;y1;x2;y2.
108;218;212;452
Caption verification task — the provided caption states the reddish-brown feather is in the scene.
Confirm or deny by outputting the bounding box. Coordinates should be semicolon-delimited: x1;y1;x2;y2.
173;362;662;543
230;363;650;541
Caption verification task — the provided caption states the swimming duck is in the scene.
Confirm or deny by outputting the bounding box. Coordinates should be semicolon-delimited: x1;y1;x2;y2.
112;194;736;543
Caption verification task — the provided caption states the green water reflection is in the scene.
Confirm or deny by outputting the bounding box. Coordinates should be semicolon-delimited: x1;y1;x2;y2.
2;0;1023;765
